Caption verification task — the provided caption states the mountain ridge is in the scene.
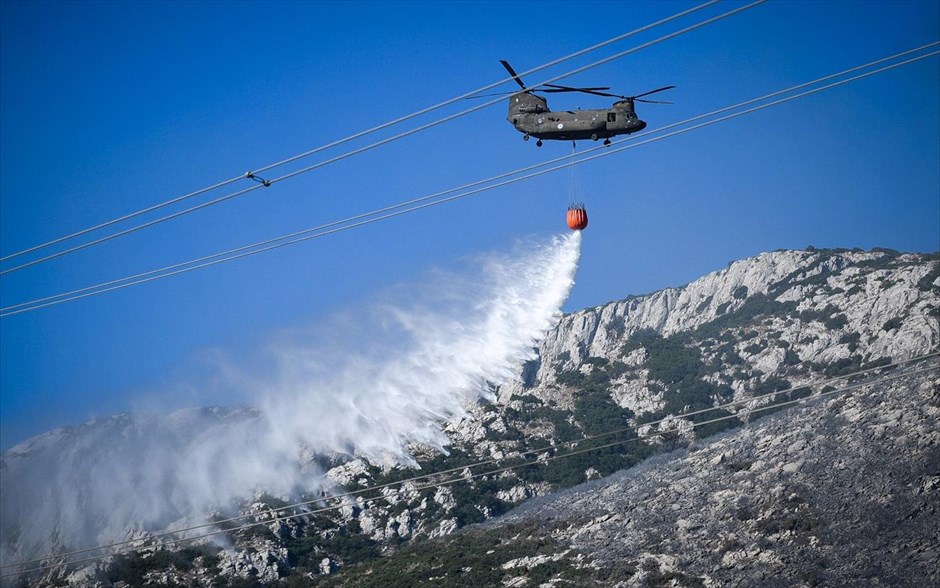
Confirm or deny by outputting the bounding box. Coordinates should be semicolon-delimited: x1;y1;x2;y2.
2;246;937;587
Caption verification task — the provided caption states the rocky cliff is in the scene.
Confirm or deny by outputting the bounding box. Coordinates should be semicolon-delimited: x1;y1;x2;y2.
485;367;939;587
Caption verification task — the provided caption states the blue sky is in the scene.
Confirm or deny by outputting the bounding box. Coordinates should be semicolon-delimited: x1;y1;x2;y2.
1;0;938;449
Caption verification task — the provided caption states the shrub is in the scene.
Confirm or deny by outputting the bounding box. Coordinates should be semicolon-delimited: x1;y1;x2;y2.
622;329;703;385
823;313;848;329
799;304;841;324
916;263;940;292
605;315;626;338
882;317;902;332
783;348;801;365
839;332;861;351
818;356;863;377
583;356;609;367
555;370;587;387
687;294;796;343
574;390;634;436
743;342;765;355
696;295;714;312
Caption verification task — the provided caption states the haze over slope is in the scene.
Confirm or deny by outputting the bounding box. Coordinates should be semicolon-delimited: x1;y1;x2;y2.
0;232;582;568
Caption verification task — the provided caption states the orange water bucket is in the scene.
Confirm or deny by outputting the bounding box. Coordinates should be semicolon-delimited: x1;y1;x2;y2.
567;204;588;231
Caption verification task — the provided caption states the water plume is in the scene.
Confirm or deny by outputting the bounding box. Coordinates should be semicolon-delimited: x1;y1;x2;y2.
0;231;581;571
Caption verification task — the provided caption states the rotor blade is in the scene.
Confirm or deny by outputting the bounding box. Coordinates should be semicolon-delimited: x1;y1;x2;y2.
564;88;627;98
632;85;676;100
542;83;611;92
500;60;527;90
536;86;626;98
463;90;520;99
635;98;673;104
539;87;606;94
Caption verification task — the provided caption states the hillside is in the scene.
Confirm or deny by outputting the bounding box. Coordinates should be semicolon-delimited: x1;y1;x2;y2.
318;366;939;587
3;247;938;587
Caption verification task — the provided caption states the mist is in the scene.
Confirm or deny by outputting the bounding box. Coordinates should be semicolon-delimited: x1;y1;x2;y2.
0;232;581;568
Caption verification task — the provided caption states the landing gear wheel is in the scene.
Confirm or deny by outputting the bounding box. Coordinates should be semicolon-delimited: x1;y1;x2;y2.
604;138;611;146
523;134;530;142
536;139;543;147
591;134;598;141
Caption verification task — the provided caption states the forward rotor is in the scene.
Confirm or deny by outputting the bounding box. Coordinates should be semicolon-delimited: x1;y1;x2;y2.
498;59;612;96
563;84;677;104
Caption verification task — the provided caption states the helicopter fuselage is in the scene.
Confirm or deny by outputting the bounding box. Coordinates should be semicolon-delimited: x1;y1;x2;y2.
506;91;647;142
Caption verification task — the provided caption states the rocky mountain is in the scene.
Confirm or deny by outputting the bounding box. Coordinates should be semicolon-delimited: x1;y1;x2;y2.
4;247;938;587
491;367;939;587
317;365;938;588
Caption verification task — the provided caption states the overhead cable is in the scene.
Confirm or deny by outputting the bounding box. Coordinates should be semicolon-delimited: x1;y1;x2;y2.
2;43;936;317
3;352;936;578
0;0;728;269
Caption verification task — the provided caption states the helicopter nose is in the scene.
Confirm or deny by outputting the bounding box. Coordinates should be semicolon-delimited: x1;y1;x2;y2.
634;119;648;132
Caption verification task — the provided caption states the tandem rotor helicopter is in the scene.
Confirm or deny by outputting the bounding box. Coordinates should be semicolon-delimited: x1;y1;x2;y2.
495;60;674;147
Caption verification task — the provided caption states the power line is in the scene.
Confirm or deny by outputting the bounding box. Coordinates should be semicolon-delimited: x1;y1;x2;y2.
4;352;935;578
4;44;934;316
2;43;936;317
0;0;732;270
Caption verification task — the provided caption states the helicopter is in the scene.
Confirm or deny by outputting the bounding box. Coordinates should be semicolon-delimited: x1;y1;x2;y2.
498;60;674;147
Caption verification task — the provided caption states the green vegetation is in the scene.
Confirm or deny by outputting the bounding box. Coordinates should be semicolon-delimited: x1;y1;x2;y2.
530;404;581;442
696;295;714;312
916;262;940;292
312;524;582;588
284;519;381;573
107;547;221;585
621;329;736;439
783;348;801;365
798;304;840;325
554;369;587;387
542;352;656;487
743;342;766;355
809;355;892;378
682;294;797;344
622;329;703;385
574;389;633;436
882;317;903;332
839;332;861;352
769;256;835;295
449;480;507;526
605;315;626;338
540;434;654;488
824;313;848;329
583;355;609;368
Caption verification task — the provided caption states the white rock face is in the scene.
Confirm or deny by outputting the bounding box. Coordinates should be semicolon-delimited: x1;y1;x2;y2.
495;370;940;587
509;250;937;397
434;486;456;511
429;518;458;539
501;549;571;570
319;557;336;575
219;542;289;584
326;459;370;487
